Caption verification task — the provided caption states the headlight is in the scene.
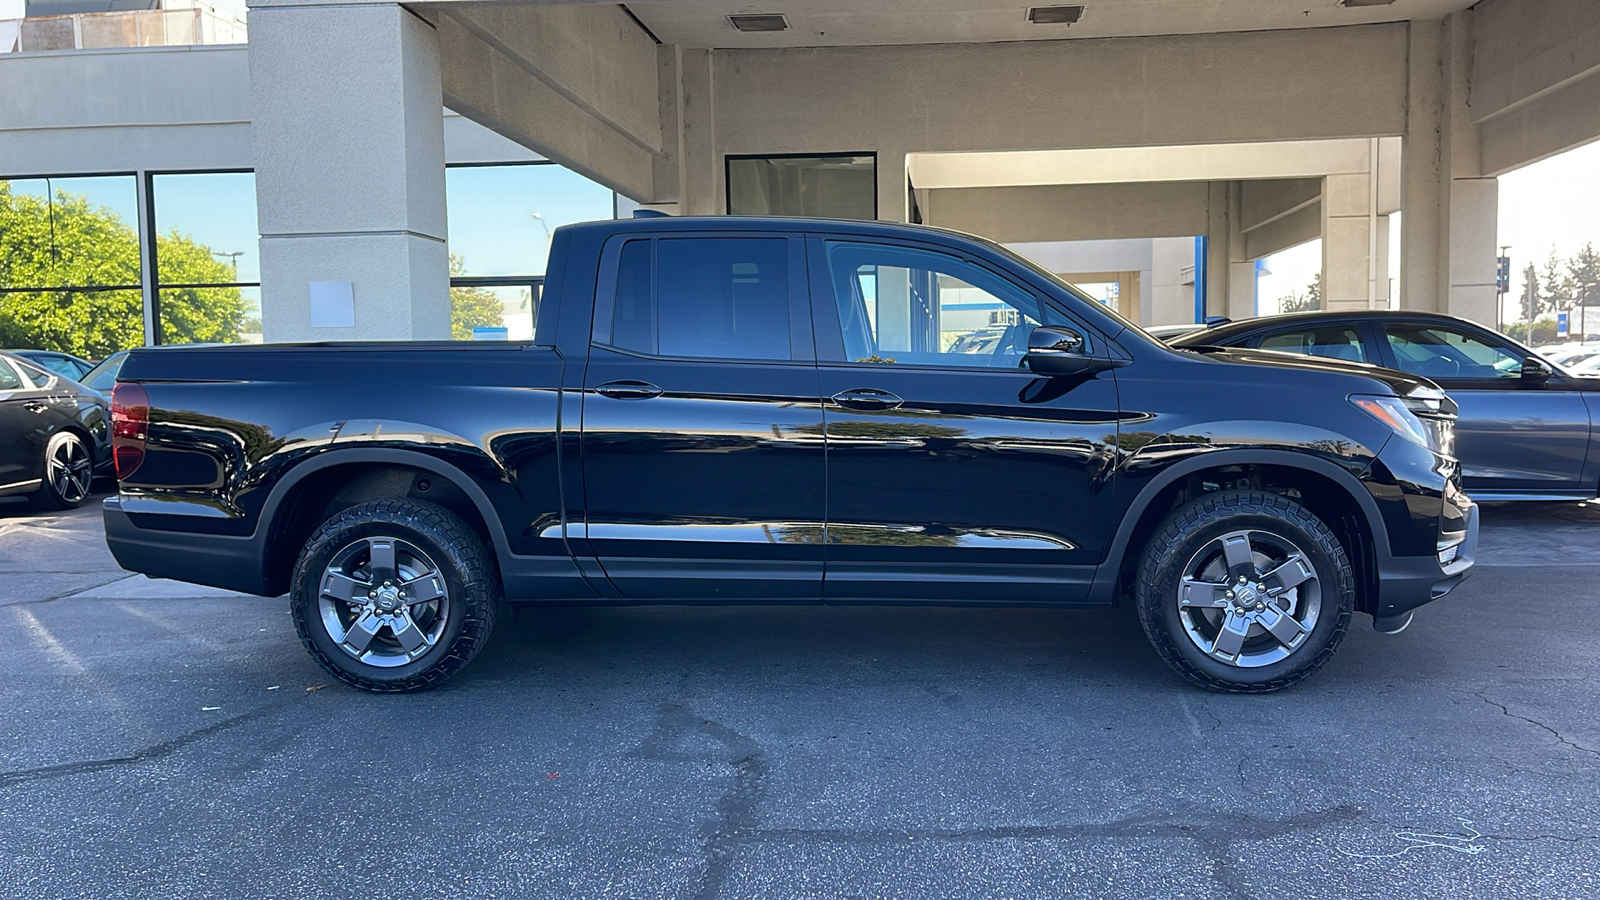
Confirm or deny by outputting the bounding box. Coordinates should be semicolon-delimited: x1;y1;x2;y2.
1350;391;1456;457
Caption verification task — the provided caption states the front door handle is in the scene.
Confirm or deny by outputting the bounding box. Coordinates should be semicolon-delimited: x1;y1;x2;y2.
595;380;664;400
830;388;904;411
22;400;48;413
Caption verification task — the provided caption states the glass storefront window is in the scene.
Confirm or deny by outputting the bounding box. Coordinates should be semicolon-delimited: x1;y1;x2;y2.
151;172;260;285
445;163;614;278
726;154;876;220
159;286;261;346
0;289;145;358
0;176;141;290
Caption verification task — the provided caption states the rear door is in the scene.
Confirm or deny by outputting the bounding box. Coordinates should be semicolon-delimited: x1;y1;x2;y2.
1373;319;1593;496
578;233;826;598
0;358;49;489
808;237;1122;603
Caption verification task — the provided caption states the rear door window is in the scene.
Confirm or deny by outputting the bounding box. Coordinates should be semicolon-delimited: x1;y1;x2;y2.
602;237;795;361
1256;327;1368;363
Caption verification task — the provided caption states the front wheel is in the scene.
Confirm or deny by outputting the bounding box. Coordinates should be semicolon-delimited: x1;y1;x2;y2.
1136;490;1354;693
290;498;498;693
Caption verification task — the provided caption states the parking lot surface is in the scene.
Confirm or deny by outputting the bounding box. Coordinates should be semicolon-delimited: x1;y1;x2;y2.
2;495;1598;899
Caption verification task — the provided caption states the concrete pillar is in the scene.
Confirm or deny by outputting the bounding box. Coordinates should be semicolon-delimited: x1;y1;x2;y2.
251;3;449;341
877;150;909;223
1401;13;1499;325
677;48;718;216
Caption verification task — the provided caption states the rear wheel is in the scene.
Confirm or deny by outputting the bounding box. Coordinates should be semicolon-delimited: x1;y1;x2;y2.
1136;490;1354;693
29;431;93;511
290;498;498;693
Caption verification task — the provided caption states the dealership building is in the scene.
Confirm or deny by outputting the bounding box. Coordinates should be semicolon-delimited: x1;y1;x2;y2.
2;0;1598;346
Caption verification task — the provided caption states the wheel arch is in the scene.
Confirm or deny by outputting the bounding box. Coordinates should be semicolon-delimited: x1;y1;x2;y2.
1093;449;1390;613
258;448;514;597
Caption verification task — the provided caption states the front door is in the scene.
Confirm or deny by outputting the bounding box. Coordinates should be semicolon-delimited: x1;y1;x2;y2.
1373;319;1594;496
808;238;1122;603
579;234;826;598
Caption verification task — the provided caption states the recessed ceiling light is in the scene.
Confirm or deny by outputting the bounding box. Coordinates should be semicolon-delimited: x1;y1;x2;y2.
729;14;789;33
1027;5;1085;25
1338;0;1397;6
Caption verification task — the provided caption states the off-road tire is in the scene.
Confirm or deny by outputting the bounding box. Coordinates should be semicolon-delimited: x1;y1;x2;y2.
290;498;498;693
1136;490;1354;693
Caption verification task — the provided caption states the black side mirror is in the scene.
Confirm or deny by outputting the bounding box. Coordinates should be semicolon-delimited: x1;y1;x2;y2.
1522;357;1553;384
1025;326;1099;377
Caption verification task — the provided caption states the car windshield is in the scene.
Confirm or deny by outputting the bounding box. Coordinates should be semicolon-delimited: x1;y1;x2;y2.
80;351;127;392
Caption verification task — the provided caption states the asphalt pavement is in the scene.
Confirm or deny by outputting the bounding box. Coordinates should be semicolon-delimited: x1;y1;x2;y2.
1;494;1598;899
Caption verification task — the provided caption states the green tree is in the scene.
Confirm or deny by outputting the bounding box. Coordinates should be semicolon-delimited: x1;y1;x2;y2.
1568;243;1600;309
1279;274;1323;314
0;182;246;357
448;254;505;340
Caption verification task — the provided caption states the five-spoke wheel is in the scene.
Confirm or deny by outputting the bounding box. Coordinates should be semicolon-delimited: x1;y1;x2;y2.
291;498;498;692
1137;490;1354;693
31;431;93;510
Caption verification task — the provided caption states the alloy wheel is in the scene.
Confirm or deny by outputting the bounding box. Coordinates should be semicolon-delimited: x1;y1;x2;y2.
48;435;92;504
317;536;451;668
1175;529;1322;668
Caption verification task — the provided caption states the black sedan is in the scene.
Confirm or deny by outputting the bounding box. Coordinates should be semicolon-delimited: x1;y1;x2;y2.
0;350;111;510
1172;310;1600;501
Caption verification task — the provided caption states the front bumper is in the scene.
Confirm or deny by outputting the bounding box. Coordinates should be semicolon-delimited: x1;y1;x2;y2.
1373;498;1478;623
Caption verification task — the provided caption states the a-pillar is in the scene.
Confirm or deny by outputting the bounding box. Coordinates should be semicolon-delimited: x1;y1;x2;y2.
250;3;449;341
1401;12;1499;325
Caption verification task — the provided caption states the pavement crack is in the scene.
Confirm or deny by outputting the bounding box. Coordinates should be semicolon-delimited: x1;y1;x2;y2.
630;702;766;900
0;699;296;789
0;573;136;608
1474;691;1600;759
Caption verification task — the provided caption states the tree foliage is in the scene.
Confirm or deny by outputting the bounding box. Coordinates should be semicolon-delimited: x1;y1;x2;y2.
1278;274;1323;314
448;253;506;340
0;182;247;357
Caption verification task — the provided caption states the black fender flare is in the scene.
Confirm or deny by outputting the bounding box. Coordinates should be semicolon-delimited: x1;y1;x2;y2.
1087;448;1391;603
257;447;516;573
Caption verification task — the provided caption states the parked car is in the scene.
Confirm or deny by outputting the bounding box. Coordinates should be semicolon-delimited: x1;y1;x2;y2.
1145;318;1232;343
0;350;111;510
10;349;96;382
1172;311;1600;501
105;217;1475;695
78;349;131;394
1541;346;1600;369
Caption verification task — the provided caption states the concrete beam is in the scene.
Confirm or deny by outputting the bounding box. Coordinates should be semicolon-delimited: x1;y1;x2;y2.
1471;0;1600;124
1244;202;1321;262
436;4;659;201
1237;178;1321;236
919;182;1209;244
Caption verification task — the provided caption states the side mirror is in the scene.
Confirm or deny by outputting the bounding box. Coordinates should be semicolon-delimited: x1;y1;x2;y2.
1025;326;1098;377
1522;357;1553;384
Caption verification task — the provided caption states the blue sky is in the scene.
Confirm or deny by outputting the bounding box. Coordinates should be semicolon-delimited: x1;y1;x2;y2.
7;163;615;285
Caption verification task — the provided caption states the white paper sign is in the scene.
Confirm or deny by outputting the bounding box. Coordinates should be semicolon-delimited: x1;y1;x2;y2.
308;281;355;328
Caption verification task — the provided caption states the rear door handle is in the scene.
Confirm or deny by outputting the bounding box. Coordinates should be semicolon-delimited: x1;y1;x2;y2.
830;388;904;411
595;380;664;400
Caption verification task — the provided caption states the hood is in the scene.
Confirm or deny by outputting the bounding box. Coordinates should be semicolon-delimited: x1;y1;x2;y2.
1171;345;1438;397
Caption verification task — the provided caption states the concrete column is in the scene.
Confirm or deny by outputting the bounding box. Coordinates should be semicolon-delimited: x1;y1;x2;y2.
877;150;909;223
1401;12;1499;325
677;48;718;216
251;3;449;341
1204;182;1230;318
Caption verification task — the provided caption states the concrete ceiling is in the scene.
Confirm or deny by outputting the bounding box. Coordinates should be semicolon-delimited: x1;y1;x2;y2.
623;0;1477;49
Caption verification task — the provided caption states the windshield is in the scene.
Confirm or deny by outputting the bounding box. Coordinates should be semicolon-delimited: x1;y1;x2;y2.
80;351;127;392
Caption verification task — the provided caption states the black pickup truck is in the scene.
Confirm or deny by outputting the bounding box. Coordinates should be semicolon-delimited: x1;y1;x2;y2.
105;217;1477;694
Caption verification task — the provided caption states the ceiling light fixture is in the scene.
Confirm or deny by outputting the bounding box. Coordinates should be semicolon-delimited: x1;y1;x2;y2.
1027;5;1085;25
729;14;789;32
1337;0;1397;6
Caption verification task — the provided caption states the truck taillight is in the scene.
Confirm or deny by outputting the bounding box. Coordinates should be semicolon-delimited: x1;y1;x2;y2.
110;382;149;480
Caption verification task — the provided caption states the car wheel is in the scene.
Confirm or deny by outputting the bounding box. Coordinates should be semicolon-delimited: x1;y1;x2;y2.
290;498;498;693
29;431;94;511
1136;490;1354;693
